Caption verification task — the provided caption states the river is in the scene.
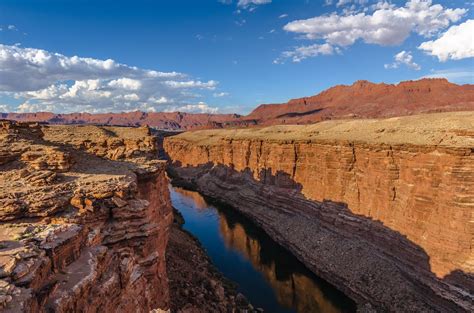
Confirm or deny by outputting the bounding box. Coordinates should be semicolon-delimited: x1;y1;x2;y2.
169;185;356;313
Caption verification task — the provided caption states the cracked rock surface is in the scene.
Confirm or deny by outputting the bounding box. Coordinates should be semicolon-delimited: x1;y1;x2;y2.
0;121;172;312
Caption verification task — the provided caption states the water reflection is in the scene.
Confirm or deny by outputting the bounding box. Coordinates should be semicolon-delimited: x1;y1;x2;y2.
170;185;356;313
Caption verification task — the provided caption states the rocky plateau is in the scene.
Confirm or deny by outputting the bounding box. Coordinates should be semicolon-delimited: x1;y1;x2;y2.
164;111;474;312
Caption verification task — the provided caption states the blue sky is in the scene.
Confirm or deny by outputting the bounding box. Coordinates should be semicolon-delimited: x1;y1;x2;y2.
0;0;473;114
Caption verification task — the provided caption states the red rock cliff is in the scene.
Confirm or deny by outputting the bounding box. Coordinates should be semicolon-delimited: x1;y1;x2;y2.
164;111;474;312
0;121;173;312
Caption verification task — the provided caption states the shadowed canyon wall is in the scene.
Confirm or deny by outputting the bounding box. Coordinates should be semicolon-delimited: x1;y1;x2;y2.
164;112;474;312
0;121;172;312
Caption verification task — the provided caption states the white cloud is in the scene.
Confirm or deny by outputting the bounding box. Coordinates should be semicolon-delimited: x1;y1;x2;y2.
419;19;474;62
165;102;219;114
213;92;230;97
123;93;140;101
108;78;142;90
237;0;271;7
384;50;421;70
325;0;368;8
284;0;466;47
0;44;219;113
220;0;271;9
279;14;288;19
0;44;184;92
0;25;18;32
274;43;338;63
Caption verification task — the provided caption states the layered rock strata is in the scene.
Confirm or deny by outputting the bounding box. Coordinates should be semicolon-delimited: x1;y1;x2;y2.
164;111;474;312
0;121;172;312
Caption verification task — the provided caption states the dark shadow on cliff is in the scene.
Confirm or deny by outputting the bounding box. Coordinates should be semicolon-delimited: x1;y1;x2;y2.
151;129;183;160
276;108;325;119
166;161;473;311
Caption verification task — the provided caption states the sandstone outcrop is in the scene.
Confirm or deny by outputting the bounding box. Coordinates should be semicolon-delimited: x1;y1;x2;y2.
0;121;172;312
164;111;474;312
4;79;473;129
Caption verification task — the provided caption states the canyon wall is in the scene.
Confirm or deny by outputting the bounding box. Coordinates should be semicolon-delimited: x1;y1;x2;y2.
164;112;474;312
0;121;172;312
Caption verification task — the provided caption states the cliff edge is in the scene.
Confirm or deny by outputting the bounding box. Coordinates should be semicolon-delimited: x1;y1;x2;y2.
0;121;172;312
164;111;474;312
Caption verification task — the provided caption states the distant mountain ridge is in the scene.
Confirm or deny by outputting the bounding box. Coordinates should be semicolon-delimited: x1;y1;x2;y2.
0;111;248;130
3;78;474;129
245;78;474;125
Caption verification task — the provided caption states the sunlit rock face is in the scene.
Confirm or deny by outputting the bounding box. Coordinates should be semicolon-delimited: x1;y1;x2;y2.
165;111;474;312
0;121;173;312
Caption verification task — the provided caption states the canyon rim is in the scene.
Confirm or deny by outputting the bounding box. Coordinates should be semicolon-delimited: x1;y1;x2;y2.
1;0;474;312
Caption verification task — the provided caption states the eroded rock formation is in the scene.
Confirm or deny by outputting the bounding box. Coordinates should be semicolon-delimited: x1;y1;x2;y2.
164;111;474;312
0;121;172;312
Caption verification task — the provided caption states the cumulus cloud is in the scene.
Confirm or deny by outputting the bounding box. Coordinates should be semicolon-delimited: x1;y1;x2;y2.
284;0;466;47
0;44;219;113
384;50;421;70
165;102;219;114
419;19;474;61
0;44;184;92
274;43;338;63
